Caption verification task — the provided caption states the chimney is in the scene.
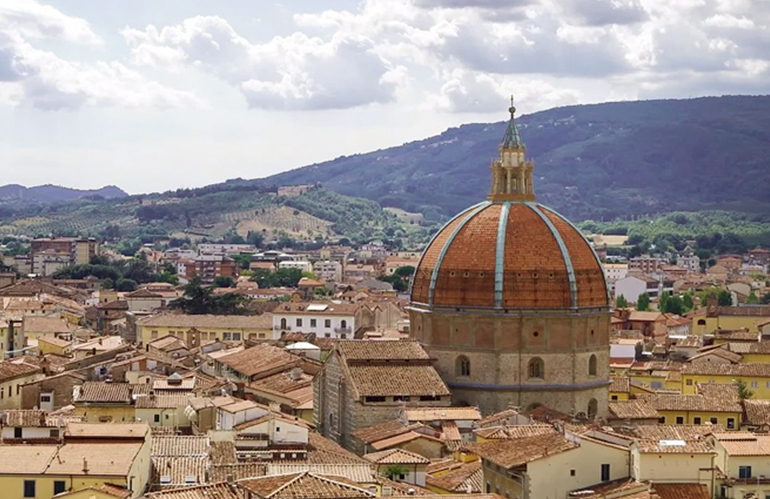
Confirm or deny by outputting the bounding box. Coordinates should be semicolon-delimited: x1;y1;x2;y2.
289;367;303;381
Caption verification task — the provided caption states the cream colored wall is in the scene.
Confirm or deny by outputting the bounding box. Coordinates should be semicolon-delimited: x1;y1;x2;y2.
73;405;136;423
139;324;270;345
135;407;190;428
127;435;151;498
0;373;45;410
0;475;128;499
632;449;714;493
528;439;629;499
724;454;770;480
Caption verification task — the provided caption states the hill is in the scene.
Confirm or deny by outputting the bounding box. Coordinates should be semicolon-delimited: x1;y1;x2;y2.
259;95;770;221
0;184;127;203
0;185;416;248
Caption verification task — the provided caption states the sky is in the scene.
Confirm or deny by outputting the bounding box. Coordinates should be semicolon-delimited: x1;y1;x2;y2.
1;0;768;194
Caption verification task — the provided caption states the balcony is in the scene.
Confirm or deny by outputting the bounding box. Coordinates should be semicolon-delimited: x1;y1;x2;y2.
273;325;291;331
334;327;352;334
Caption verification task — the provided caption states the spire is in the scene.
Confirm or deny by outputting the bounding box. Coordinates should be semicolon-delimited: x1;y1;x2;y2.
500;95;523;150
488;97;535;202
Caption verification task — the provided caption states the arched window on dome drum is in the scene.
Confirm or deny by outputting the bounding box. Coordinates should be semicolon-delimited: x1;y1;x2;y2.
528;358;544;379
457;356;471;377
588;399;598;419
589;355;597;377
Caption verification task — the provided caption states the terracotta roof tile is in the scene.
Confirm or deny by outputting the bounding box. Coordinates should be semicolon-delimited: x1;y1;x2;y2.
474;424;556;440
209;463;267;482
218;343;300;378
609;377;630;393
237;471;375;499
152;456;208;487
76;382;132;403
470;432;578;469
0;360;42;383
364;448;430;465
653;483;710;499
347;364;449;397
426;460;482;493
337;340;429;360
146;483;238;499
353;420;418;444
744;400;770;426
608;400;660;420
683;363;770;377
404;407;481;422
151;436;209;457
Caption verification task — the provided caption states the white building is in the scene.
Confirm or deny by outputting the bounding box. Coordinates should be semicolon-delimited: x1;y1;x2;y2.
312;260;343;283
278;260;313;273
272;302;358;339
679;254;700;272
198;243;256;255
615;275;674;303
603;263;628;294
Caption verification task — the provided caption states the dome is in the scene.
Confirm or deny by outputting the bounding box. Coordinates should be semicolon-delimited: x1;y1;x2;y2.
410;201;609;309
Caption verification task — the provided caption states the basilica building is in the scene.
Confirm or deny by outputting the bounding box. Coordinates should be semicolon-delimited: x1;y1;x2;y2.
409;101;611;418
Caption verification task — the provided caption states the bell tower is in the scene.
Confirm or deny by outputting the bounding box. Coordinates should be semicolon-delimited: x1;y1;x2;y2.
488;97;536;202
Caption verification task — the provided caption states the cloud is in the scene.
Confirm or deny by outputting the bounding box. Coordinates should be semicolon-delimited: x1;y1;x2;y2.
0;0;101;45
428;69;579;113
0;0;200;110
124;16;404;110
559;0;648;26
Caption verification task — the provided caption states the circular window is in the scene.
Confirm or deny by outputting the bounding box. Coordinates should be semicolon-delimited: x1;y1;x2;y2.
533;331;540;337
463;271;470;277
449;271;456;277
591;330;595;336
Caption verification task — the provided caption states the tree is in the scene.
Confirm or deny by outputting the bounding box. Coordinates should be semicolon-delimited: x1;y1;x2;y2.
616;295;628;308
169;276;251;315
661;295;685;315
394;266;416;278
762;292;770;305
115;278;138;292
746;291;760;304
636;293;650;311
213;276;235;288
659;293;669;313
378;274;407;292
682;292;694;311
717;290;733;306
736;379;754;400
382;464;410;481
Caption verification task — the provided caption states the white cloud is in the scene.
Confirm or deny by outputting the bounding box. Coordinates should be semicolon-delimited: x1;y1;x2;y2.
428;69;579;113
124;16;404;110
0;0;200;110
0;0;101;45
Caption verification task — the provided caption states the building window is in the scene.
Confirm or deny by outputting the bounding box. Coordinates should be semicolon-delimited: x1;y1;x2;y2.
658;417;666;424
40;394;51;403
222;332;232;341
588;399;598;419
151;330;158;339
24;480;35;498
457;356;471;377
325;319;331;328
528;358;544;379
651;381;663;389
393;396;411;402
49;429;59;438
365;396;386;403
14;427;22;438
310;319;317;328
710;417;718;424
588;355;597;376
340;333;347;339
420;395;441;401
570;470;576;476
232;332;241;341
693;417;701;425
296;318;302;327
280;318;287;329
258;333;266;339
676;416;684;424
329;413;335;430
54;481;66;495
686;379;693;386
751;381;759;388
154;414;161;423
727;418;736;429
601;464;610;482
341;320;347;329
611;395;618;401
739;466;752;479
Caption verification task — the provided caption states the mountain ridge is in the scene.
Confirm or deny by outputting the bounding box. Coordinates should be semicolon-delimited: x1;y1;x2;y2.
257;95;770;221
0;184;128;203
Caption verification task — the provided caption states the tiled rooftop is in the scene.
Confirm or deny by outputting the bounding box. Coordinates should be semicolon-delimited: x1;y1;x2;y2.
364;448;430;465
470;432;578;469
337;340;429;360
76;382;132;404
151;436;209;457
237;472;374;499
347;364;449;397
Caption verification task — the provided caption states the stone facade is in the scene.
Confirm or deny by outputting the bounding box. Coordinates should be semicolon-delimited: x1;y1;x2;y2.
314;350;451;452
410;307;611;417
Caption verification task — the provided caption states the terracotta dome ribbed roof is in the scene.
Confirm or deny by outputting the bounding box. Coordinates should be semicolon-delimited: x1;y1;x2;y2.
410;201;609;309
